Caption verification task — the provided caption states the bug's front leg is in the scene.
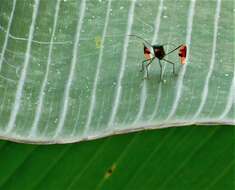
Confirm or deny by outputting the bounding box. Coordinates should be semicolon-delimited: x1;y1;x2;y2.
145;57;155;79
146;63;151;79
159;60;163;81
140;61;144;72
141;58;153;72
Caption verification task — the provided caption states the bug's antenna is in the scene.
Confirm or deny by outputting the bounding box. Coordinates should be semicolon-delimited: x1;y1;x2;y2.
162;38;179;46
165;44;184;56
143;43;147;48
129;34;152;46
162;42;176;46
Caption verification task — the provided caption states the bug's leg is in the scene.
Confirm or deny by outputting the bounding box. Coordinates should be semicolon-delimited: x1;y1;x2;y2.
146;66;149;79
140;61;144;72
145;57;155;79
162;58;176;75
159;60;163;81
141;58;153;72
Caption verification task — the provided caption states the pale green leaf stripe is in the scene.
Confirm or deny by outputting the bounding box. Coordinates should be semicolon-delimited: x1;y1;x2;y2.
30;0;62;137
0;0;16;71
84;0;112;135
193;0;221;119
5;0;40;134
108;0;137;127
54;0;86;138
219;75;235;119
166;0;196;120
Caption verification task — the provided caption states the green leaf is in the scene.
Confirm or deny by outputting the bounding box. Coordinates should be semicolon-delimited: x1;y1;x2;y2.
0;0;234;143
0;125;234;190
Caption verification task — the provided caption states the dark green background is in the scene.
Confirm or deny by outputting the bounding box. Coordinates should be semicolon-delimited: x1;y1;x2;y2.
0;125;234;190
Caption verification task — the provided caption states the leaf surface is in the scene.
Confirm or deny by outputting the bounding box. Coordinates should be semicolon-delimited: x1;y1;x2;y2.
0;0;234;143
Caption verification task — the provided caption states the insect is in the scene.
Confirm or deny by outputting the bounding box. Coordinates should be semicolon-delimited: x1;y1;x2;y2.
129;34;187;81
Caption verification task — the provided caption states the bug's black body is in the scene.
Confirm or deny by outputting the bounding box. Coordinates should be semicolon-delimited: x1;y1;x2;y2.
141;44;177;81
152;45;165;59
